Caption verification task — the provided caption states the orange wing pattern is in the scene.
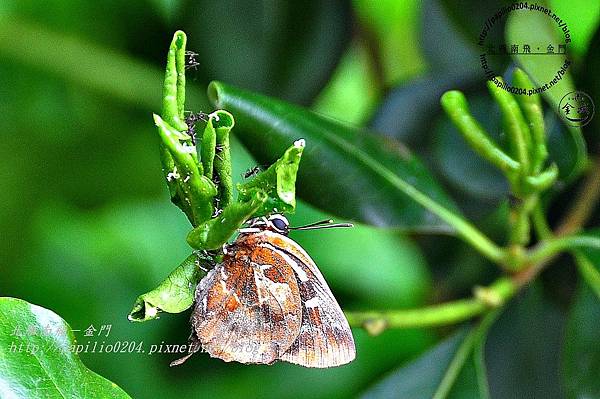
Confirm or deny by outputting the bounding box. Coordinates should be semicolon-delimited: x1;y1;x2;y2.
191;236;302;364
183;230;355;367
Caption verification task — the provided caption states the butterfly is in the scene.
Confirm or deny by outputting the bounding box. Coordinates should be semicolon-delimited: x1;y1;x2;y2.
171;214;356;368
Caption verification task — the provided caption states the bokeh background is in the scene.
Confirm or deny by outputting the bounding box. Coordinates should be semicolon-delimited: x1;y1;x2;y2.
1;1;599;398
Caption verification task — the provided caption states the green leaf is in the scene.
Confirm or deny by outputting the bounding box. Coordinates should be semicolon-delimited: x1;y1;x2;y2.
361;325;494;399
361;310;499;399
182;0;351;105
128;253;207;322
353;0;425;85
549;0;600;57
578;24;600;153
563;284;600;399
312;42;380;125
208;81;460;232
237;139;304;215
422;0;481;73
485;285;565;397
448;340;491;399
186;190;268;250
0;297;130;398
154;114;217;226
360;329;468;398
371;72;478;145
506;9;588;181
0;17;206;111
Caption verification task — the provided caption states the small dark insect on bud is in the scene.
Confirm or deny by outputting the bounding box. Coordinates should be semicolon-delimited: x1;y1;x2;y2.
185;51;200;70
212;173;221;186
185;112;208;124
508;194;522;207
243;166;262;179
184;112;209;144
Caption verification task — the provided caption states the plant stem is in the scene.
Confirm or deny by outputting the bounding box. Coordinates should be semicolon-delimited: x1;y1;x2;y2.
556;157;600;235
509;194;538;246
348;104;600;337
512;69;547;173
531;203;552;240
441;91;520;174
527;235;600;264
487;80;531;175
345;278;515;332
363;155;506;264
572;250;600;299
345;300;486;331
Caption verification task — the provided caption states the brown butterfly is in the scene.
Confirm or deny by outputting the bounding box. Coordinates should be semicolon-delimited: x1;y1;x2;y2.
171;214;356;368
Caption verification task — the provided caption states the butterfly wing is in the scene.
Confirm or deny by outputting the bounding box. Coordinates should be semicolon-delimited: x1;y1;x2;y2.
191;237;302;364
257;231;356;368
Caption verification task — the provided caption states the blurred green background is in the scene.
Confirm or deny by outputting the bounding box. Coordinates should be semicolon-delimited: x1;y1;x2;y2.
1;0;599;398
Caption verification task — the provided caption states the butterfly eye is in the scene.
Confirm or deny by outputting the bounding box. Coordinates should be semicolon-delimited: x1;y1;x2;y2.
270;216;288;233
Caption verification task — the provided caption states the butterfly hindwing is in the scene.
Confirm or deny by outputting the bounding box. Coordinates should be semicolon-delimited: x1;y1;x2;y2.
191;238;302;364
256;232;356;368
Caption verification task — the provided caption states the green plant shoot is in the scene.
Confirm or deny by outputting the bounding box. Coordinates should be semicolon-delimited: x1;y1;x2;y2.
128;31;305;322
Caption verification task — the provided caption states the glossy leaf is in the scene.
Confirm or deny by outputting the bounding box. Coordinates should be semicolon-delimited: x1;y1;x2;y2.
0;297;130;398
439;0;505;48
182;0;351;105
360;327;493;399
360;329;467;398
370;71;478;144
485;285;565;398
208;81;460;232
128;253;208;322
506;9;588;181
422;0;481;74
186;190;267;250
563;284;600;399
578;24;600;153
237;139;304;216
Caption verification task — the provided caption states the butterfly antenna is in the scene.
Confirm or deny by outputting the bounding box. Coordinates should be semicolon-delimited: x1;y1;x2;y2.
290;219;353;231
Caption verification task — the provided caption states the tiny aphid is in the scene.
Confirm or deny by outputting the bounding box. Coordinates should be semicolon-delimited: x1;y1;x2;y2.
184;112;208;144
185;51;200;70
242;166;262;179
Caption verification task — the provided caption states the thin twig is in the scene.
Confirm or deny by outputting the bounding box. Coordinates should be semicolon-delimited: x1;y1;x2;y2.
348;158;600;333
556;157;600;235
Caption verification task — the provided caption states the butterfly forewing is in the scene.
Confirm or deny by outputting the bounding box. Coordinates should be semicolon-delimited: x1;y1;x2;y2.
257;232;356;367
191;239;302;364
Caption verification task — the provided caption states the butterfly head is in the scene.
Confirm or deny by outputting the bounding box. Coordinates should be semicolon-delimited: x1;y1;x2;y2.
240;214;354;237
243;214;290;236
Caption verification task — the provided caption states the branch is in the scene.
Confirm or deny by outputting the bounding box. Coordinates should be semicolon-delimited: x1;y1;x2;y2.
527;235;600;265
556;157;600;235
346;278;515;334
572;250;600;298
